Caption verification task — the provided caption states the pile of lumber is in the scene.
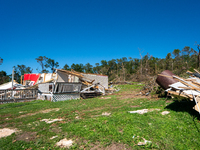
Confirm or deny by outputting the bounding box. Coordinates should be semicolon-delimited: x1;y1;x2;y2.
158;69;200;113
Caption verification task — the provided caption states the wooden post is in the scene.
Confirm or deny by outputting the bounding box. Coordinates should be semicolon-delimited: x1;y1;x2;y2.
21;75;23;84
44;73;46;82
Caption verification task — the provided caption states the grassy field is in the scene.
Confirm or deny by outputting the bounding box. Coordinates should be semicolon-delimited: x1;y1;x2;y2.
0;83;200;149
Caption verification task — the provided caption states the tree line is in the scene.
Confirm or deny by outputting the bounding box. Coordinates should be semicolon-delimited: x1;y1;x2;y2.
1;45;200;84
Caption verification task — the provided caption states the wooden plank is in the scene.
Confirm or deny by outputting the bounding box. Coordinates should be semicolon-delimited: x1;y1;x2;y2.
173;76;200;91
44;73;46;82
178;87;193;90
194;103;200;112
194;69;200;74
21;75;23;84
168;90;193;99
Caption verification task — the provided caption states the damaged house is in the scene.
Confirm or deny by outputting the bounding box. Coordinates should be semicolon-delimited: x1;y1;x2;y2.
23;69;108;102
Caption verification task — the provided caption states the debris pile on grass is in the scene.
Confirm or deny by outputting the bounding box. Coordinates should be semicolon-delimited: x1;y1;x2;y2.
40;118;63;124
161;111;170;115
56;138;73;148
140;76;159;96
50;136;58;139
138;137;152;146
128;108;160;114
0;128;18;138
156;69;200;113
102;112;111;116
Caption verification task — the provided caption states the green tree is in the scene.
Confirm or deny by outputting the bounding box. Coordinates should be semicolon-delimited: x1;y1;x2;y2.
93;63;101;74
165;53;172;70
0;71;10;84
100;60;109;75
63;64;70;70
172;49;181;70
14;65;33;76
45;58;59;73
84;63;93;73
71;63;84;72
35;56;48;73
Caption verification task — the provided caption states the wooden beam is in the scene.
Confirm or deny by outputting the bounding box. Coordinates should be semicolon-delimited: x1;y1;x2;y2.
194;69;200;74
168;90;193;99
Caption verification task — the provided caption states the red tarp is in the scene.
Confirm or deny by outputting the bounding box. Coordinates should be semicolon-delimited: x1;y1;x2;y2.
24;74;40;85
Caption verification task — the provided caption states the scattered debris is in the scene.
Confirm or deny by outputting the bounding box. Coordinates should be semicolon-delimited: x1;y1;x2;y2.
56;138;73;148
19;111;26;113
50;136;58;139
138;138;152;146
40;118;63;124
102;112;111;116
161;111;170;115
75;116;80;119
0;128;18;138
128;108;160;114
0;80;23;90
140;76;158;96
128;109;148;114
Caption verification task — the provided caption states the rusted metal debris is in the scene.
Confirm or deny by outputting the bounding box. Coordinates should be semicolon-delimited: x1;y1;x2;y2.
156;70;178;90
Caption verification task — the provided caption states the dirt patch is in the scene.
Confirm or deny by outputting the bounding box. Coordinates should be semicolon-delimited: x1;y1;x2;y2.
118;94;151;100
166;100;173;103
90;143;131;150
1;114;13;118
0;122;11;128
50;127;62;133
116;90;151;100
105;143;131;150
18;108;60;118
0;128;18;138
82;107;106;112
100;97;112;99
16;132;37;142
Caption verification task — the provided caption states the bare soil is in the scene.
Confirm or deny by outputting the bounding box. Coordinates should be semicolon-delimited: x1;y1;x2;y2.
90;143;132;150
18;108;60;118
117;92;151;100
15;132;37;142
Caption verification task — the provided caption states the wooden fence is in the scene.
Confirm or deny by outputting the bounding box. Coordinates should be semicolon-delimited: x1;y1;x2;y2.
0;89;38;104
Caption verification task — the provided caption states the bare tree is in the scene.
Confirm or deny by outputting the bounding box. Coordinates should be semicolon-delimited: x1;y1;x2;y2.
138;48;144;75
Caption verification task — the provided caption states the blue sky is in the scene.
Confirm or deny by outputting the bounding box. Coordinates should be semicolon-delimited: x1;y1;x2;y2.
1;0;200;74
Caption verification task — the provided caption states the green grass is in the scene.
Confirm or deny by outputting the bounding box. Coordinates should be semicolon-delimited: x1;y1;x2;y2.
0;84;200;149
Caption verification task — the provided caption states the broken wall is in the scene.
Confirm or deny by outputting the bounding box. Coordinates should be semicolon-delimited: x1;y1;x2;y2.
57;71;69;82
81;73;108;89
